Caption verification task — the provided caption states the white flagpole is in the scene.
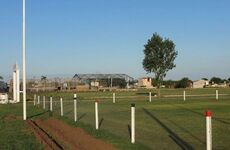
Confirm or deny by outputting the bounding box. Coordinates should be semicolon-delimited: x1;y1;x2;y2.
22;0;27;120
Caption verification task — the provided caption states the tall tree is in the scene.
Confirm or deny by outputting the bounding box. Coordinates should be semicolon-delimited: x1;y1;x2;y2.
143;33;178;96
0;76;3;80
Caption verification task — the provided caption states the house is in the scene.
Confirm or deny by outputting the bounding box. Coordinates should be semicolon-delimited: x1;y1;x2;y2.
138;77;153;88
91;81;99;87
193;79;209;88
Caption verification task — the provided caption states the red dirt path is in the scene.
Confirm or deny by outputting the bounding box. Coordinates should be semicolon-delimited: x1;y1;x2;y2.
27;118;117;150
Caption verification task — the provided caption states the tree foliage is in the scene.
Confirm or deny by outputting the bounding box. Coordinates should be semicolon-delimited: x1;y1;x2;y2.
210;77;223;84
202;78;208;81
0;76;3;80
175;77;192;88
162;80;177;88
143;33;178;90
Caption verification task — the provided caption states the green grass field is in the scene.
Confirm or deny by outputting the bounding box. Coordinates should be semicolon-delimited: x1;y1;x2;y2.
1;88;230;149
0;103;44;149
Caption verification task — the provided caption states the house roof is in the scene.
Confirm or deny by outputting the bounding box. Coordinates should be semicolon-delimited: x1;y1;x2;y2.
73;74;134;82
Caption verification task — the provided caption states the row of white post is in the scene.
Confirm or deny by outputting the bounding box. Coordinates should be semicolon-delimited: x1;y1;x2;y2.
34;94;77;122
147;90;219;102
33;93;213;147
89;91;218;103
95;100;212;147
183;90;219;101
33;93;136;144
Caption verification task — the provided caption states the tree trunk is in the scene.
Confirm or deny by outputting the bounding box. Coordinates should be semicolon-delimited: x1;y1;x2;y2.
157;84;161;97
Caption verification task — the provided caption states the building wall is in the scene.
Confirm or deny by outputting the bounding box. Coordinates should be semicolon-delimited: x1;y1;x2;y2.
138;77;152;88
193;80;208;88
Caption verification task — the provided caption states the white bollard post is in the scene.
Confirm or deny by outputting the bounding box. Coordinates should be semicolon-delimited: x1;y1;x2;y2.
50;97;53;112
43;96;46;109
183;90;186;101
131;103;135;144
74;93;77;98
16;68;20;102
13;71;16;101
37;95;40;105
113;93;116;103
74;94;77;122
216;90;218;100
33;94;36;106
60;97;63;116
95;100;99;130
205;110;212;150
149;92;152;102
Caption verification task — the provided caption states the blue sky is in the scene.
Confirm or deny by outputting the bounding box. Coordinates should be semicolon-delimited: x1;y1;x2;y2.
0;0;230;80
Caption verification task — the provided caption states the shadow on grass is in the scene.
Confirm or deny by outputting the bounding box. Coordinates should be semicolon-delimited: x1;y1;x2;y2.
176;105;230;126
136;92;157;96
99;118;104;129
136;92;149;96
65;110;73;116
53;102;73;113
78;113;87;121
143;108;194;150
165;118;205;145
28;110;49;119
127;124;131;139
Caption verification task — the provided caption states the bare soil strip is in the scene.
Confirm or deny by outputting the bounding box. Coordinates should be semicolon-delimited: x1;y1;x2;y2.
27;118;116;150
27;120;64;150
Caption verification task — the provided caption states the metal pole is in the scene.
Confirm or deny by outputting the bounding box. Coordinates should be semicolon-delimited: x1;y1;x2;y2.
22;0;27;120
131;103;135;144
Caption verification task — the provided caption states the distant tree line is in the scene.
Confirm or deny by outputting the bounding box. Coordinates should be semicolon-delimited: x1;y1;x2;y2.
209;77;229;84
151;77;230;89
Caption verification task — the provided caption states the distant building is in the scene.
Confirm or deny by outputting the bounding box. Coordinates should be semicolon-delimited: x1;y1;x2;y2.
91;81;99;87
138;77;152;88
26;77;76;92
73;74;134;89
193;79;209;88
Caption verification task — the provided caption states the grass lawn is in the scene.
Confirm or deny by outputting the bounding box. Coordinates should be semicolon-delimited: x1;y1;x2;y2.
44;88;230;149
1;88;230;149
0;103;43;150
